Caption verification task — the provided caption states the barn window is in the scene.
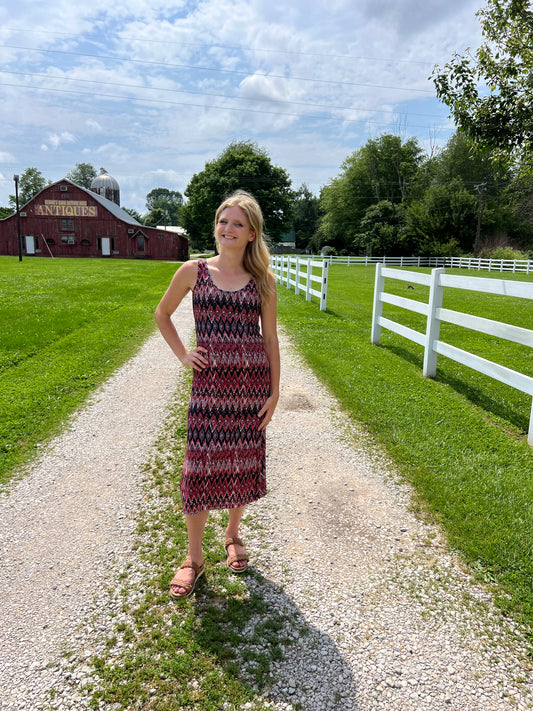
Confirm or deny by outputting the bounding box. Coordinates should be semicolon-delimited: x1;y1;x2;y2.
137;236;145;251
61;219;74;230
46;238;56;245
61;235;75;245
81;239;91;246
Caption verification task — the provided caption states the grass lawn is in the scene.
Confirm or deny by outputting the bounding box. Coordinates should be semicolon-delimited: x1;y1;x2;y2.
277;264;533;631
0;256;179;486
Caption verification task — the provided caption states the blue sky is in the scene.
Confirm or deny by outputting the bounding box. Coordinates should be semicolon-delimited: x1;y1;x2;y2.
0;0;484;214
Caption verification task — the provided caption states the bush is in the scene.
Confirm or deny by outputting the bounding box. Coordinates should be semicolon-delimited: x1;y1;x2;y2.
478;246;528;260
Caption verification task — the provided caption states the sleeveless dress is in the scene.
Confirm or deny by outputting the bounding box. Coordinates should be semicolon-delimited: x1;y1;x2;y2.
180;260;271;514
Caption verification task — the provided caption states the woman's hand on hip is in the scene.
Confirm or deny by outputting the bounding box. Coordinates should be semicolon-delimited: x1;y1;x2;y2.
180;347;208;371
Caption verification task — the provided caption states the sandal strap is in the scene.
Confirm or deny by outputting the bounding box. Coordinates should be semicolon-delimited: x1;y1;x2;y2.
226;552;249;566
179;558;204;575
224;536;244;551
170;575;194;594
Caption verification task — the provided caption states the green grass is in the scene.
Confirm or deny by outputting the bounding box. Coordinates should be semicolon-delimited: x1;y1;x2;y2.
0;256;179;486
278;265;533;631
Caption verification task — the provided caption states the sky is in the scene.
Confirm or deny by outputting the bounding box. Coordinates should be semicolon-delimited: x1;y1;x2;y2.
0;0;485;214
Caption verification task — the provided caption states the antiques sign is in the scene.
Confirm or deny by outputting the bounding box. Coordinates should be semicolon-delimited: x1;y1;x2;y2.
34;200;98;217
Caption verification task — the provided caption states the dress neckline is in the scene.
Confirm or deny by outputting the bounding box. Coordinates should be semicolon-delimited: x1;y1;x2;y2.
203;260;253;293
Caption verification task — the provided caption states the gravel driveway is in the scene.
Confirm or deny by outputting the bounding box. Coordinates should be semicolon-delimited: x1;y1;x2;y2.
1;293;531;710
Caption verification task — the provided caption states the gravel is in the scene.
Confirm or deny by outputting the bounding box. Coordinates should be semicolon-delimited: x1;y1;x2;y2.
1;293;532;710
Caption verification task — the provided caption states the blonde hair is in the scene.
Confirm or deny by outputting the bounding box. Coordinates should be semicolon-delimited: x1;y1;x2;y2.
214;190;276;305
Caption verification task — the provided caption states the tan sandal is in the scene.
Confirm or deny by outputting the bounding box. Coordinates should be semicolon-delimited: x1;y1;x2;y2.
224;537;249;573
169;558;205;599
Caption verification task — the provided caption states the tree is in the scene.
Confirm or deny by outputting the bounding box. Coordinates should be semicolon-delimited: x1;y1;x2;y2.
122;207;143;223
181;141;293;249
317;134;423;252
291;184;320;249
144;207;170;227
353;201;405;256
363;135;423;203
432;0;533;172
66;162;98;188
144;188;184;226
9;168;50;207
403;178;477;255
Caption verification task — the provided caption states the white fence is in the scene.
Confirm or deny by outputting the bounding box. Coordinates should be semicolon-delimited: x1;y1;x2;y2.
296;254;533;273
270;255;329;311
371;263;533;445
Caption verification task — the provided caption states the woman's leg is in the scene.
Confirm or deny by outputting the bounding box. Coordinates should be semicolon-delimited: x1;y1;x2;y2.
171;509;209;595
225;506;248;570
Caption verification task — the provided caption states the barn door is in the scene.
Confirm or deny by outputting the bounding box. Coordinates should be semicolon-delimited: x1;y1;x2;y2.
101;237;111;256
26;235;35;255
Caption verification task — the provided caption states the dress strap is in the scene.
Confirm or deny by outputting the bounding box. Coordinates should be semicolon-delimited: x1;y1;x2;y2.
195;258;207;284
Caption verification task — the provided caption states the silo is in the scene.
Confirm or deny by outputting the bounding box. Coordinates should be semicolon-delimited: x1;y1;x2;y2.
90;173;120;206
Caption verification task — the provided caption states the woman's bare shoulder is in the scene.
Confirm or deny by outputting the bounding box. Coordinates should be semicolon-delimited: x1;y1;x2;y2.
174;259;199;288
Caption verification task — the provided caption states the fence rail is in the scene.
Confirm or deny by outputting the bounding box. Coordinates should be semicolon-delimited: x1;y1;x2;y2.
270;255;329;310
277;254;533;273
371;263;533;445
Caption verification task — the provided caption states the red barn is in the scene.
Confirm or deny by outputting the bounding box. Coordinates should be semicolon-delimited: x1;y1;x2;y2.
0;179;188;261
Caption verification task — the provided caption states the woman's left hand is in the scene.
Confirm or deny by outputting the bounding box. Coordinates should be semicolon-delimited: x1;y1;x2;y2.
257;393;279;431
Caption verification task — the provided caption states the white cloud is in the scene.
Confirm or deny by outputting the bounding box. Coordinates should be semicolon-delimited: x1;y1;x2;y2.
85;118;103;131
43;132;76;150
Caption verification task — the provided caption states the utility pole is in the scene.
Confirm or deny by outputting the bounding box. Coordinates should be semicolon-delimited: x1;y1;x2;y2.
474;182;486;255
13;174;22;262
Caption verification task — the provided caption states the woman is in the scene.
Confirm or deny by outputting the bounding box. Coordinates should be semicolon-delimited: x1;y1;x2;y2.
155;190;280;599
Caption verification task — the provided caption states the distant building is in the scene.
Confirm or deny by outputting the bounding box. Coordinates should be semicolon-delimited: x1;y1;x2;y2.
0;178;188;261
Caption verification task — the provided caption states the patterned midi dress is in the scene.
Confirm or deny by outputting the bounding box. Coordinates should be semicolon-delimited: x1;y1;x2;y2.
180;259;271;514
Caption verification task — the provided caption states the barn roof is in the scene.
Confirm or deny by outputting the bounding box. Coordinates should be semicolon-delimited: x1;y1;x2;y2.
63;179;141;225
2;178;142;226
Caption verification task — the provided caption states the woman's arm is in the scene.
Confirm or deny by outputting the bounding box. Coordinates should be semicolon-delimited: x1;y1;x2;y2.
258;275;280;431
154;260;208;371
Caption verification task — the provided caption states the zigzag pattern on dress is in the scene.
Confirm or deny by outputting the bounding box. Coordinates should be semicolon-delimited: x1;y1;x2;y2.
180;259;270;514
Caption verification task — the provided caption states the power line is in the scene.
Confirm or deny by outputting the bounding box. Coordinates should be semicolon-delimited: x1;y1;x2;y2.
0;81;448;130
0;69;448;120
0;43;436;94
2;26;433;65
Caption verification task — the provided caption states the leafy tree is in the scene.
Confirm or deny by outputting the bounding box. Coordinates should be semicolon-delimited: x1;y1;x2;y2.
9;168;50;207
353;201;405;256
363;135;423;203
121;207;143;223
0;206;13;219
318;134;423;252
292;184;320;249
144;207;170;227
66;162;98;188
181;141;293;249
430;131;502;193
145;188;184;225
432;0;533;172
403;178;477;255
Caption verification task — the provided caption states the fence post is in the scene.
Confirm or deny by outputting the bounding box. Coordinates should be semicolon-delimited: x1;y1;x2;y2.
306;259;312;301
371;263;385;345
285;256;290;287
529;399;533;447
295;256;300;295
320;259;329;311
423;267;445;378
